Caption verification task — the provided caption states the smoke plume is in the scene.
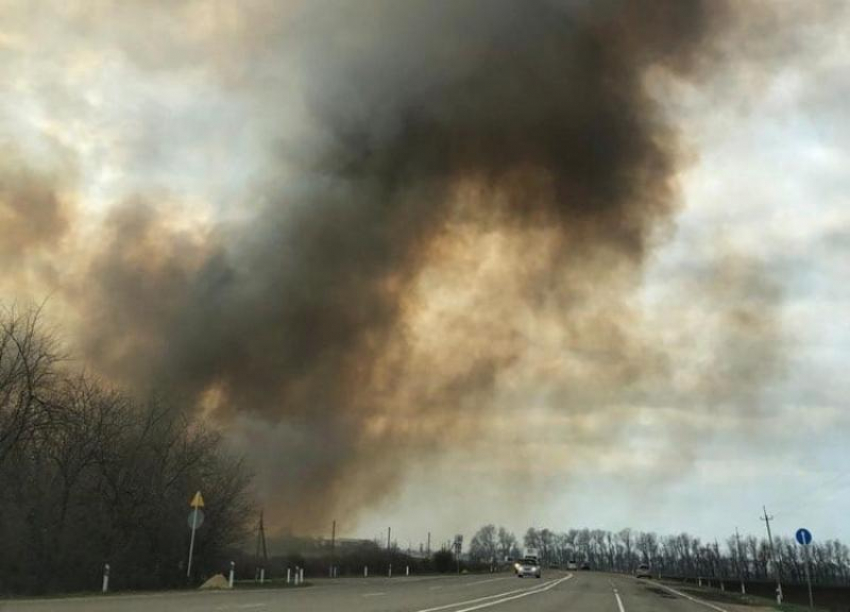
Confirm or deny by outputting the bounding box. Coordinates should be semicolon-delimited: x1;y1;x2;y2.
4;0;787;532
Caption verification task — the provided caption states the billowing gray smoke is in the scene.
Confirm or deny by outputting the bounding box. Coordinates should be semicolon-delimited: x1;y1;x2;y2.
66;0;735;530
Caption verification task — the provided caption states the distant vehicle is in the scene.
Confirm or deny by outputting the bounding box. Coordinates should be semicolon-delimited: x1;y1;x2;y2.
580;562;591;571
567;560;578;571
635;563;652;579
514;558;542;578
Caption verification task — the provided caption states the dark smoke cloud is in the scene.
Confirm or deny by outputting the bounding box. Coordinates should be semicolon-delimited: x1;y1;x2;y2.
0;145;77;300
0;149;72;271
61;0;740;531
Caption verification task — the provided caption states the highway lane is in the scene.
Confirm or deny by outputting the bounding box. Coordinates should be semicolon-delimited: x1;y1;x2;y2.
0;571;762;612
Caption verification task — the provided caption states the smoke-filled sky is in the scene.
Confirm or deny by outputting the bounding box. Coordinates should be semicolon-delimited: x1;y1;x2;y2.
2;0;849;548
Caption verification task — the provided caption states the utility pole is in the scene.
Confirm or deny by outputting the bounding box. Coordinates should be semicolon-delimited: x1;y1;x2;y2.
427;532;431;556
735;527;746;594
713;538;720;581
387;527;392;577
255;510;268;581
330;520;336;578
761;506;783;604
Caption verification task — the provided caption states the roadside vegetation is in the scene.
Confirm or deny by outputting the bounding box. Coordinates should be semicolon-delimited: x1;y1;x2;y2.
0;306;254;595
494;525;850;586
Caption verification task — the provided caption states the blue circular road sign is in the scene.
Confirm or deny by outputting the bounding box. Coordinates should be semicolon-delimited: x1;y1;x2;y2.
795;528;812;545
187;508;205;530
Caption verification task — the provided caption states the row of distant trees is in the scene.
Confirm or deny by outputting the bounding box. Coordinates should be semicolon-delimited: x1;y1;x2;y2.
0;306;254;594
467;525;522;565
467;525;850;585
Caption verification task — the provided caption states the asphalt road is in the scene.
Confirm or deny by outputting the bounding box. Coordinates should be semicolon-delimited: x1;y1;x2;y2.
0;571;764;612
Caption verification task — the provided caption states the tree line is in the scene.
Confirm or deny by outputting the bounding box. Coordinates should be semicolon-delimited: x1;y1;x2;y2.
0;306;254;594
467;525;850;585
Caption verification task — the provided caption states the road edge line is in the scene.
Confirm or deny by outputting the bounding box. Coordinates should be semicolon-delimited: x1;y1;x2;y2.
651;581;730;612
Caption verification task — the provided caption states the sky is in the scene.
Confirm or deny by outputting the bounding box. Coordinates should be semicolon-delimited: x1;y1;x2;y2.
1;1;849;552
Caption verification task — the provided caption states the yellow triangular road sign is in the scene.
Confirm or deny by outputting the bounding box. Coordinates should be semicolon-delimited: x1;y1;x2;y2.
190;491;205;508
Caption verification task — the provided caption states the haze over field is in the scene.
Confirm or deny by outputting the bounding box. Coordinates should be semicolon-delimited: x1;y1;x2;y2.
1;0;849;547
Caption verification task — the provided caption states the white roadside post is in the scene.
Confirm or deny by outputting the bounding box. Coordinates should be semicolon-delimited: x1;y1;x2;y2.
300;568;304;583
260;568;265;584
186;491;205;579
406;565;410;576
229;561;235;588
102;563;110;593
287;568;291;584
364;565;368;577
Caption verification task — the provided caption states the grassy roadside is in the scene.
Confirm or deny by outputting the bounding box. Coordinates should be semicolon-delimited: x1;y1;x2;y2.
656;580;831;612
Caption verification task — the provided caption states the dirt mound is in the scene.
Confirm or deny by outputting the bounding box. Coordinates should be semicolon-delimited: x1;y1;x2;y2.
199;574;231;590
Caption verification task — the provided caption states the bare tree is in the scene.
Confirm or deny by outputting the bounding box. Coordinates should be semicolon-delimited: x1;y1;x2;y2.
497;527;517;561
469;525;498;565
0;305;62;465
0;306;255;594
618;528;634;571
523;528;542;557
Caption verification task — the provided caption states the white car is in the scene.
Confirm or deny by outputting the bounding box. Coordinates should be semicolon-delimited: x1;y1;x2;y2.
635;563;652;579
566;560;578;571
515;558;542;578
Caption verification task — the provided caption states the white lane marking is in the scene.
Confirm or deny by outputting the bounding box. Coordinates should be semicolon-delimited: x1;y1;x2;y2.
650;582;730;612
461;577;512;588
608;579;626;612
614;589;625;612
413;574;572;612
363;592;387;597
414;579;557;612
415;577;562;612
451;575;572;612
430;586;444;591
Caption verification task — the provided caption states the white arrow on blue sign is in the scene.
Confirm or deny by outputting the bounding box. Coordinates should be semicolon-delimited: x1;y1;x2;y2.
795;528;812;545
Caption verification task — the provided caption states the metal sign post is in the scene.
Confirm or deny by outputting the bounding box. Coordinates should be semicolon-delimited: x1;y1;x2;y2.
795;528;814;610
186;491;205;579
